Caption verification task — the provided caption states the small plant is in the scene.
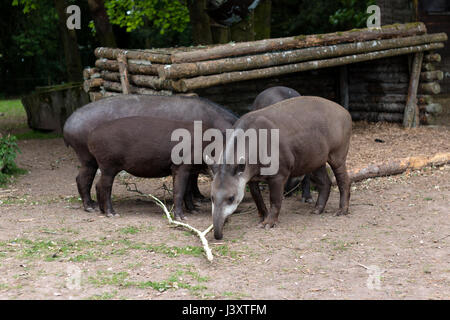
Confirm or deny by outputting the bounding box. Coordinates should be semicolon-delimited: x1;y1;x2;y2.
0;134;25;186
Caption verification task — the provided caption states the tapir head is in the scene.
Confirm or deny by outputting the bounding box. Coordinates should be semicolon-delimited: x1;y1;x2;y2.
209;158;250;240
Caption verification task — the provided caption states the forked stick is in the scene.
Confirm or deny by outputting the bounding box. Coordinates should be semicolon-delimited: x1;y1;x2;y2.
122;182;214;262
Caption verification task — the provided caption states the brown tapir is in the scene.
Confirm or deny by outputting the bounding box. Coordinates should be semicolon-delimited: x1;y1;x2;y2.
209;96;352;240
63;94;237;213
87;116;211;220
251;86;312;202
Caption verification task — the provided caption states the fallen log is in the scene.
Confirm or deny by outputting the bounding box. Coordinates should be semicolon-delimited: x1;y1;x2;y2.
420;70;444;81
83;78;103;93
350;112;403;122
95;58;159;75
171;22;427;63
172;42;444;92
347;152;450;183
95;47;172;64
159;33;446;79
419;82;441;95
102;80;173;96
101;71;174;90
349;94;407;104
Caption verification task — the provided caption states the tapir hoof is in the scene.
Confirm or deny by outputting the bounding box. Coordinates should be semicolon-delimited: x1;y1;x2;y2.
301;197;314;204
334;208;349;216
175;214;187;221
106;212;119;218
84;201;98;213
311;206;324;215
259;219;278;229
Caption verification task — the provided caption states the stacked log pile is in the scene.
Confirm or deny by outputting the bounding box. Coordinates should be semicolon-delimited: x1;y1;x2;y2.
83;22;447;125
418;52;445;125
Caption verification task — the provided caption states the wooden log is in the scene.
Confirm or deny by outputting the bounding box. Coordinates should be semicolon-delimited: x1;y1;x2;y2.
347;152;450;182
403;52;423;128
417;95;433;105
95;58;159;75
350;112;403;122
159;33;447;79
83;67;100;80
418;103;442;114
83;78;103;93
424;53;441;62
89;91;104;102
349;94;407;103
419;82;441;95
102;80;172;96
117;54;131;94
171;22;427;63
95;47;172;64
420;70;444;81
349;103;405;113
172;43;444;92
422;62;436;71
101;71;174;90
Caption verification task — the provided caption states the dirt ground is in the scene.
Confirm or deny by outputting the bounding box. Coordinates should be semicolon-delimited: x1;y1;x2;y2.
0;122;449;300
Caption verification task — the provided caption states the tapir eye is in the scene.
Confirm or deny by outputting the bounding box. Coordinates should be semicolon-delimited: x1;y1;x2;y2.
228;196;235;203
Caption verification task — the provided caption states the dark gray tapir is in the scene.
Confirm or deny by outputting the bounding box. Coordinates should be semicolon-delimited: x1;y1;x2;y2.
63;94;237;213
251;86;312;202
209;96;352;240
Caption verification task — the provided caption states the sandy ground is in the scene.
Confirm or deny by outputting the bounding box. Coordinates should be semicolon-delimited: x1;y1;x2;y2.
0;122;449;300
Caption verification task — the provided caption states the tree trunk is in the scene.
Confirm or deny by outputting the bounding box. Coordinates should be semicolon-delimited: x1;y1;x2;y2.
187;0;213;45
54;0;83;82
230;11;255;42
87;0;117;47
254;0;271;40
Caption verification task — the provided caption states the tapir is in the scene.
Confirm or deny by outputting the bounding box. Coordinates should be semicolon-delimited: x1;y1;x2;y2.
251;86;312;202
63;94;238;213
210;96;352;240
87;116;211;220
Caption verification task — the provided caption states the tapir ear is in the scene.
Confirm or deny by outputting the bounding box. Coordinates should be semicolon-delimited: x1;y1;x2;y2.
234;157;246;176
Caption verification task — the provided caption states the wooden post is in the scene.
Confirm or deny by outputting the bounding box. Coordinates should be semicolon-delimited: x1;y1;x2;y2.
117;54;131;95
403;52;423;128
339;65;349;110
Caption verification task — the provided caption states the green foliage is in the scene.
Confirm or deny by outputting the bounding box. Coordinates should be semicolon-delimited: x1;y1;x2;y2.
329;0;376;30
0;135;25;186
104;0;190;34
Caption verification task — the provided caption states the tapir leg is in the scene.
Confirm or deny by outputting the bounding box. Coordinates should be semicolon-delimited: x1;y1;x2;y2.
330;162;350;216
310;165;331;214
172;166;191;221
260;176;287;229
190;172;207;202
248;181;269;223
301;174;313;203
76;159;98;212
95;168;119;217
184;176;198;214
